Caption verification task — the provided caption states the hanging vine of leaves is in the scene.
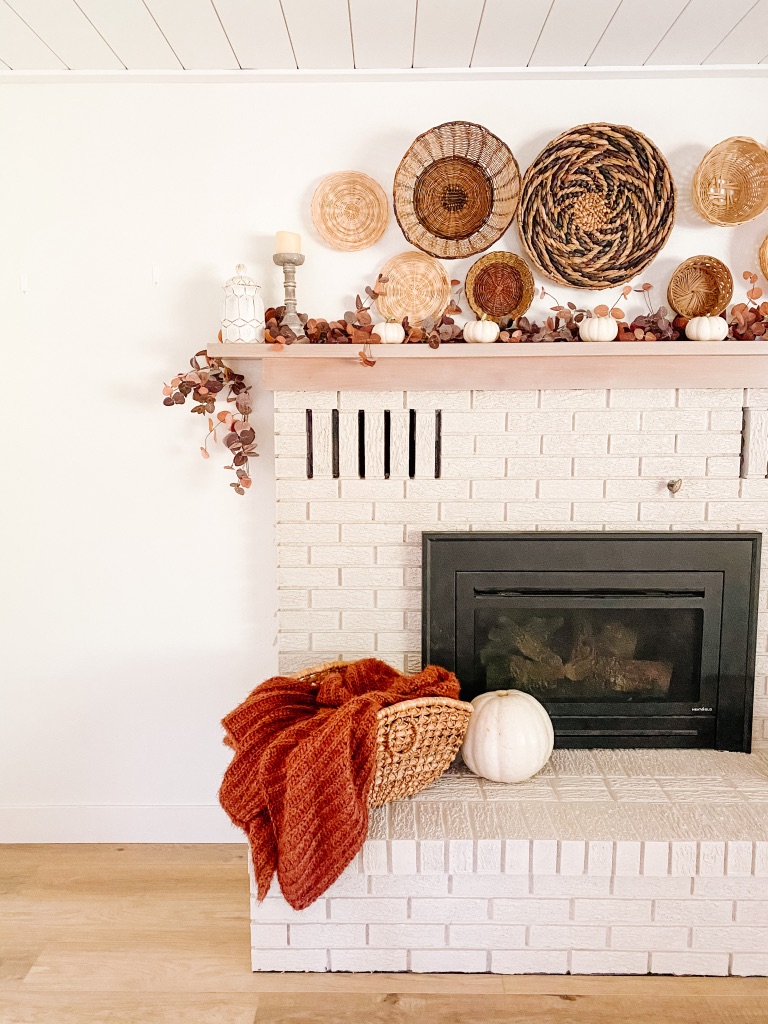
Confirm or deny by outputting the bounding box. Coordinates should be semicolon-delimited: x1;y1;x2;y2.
162;350;256;495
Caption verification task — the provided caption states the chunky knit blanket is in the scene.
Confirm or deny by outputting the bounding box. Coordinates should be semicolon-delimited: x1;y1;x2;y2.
219;658;460;910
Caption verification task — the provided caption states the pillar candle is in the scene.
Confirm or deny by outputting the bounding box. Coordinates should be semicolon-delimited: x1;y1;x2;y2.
275;231;301;254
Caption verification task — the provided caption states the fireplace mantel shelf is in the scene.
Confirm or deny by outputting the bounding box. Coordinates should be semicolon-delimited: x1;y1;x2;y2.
207;340;768;391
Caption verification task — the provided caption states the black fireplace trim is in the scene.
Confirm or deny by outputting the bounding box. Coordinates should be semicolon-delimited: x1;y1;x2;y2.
422;531;761;752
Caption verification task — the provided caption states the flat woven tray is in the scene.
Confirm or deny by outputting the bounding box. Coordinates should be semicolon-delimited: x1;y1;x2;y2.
393;121;520;260
465;251;535;322
311;171;388;251
518;122;676;289
375;250;451;326
667;255;733;318
291;661;473;807
760;236;768;281
692;137;768;226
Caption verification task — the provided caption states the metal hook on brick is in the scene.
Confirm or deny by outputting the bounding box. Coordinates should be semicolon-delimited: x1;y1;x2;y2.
667;479;683;495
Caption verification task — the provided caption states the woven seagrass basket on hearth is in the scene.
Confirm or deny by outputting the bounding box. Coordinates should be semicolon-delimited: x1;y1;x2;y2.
291;661;473;806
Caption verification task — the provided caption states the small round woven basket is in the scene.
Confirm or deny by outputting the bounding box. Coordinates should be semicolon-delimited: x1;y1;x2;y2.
760;236;768;281
518;122;676;289
375;250;452;326
692;137;768;226
311;171;388;251
393;121;521;260
667;255;734;318
465;251;535;322
291;662;473;807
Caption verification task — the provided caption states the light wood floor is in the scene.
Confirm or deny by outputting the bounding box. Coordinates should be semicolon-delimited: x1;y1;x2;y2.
1;845;767;1023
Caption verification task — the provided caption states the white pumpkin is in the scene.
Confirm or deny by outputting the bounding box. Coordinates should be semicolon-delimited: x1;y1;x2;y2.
685;314;728;341
461;689;554;784
464;315;500;344
579;314;619;342
375;319;406;344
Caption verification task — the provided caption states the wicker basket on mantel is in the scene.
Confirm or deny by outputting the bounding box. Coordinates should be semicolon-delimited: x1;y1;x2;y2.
291;661;473;806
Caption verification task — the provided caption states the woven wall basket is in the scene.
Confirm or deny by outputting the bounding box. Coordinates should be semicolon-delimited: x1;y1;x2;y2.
692;137;768;226
311;171;388;251
518;123;676;289
375;250;451;326
465;251;535;322
393;121;521;260
667;255;734;318
291;662;473;807
760;236;768;281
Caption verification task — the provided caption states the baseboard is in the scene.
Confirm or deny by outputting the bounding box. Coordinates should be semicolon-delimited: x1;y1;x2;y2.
0;804;244;843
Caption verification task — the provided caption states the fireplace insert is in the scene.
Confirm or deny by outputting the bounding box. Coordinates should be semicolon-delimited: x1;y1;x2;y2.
422;532;760;751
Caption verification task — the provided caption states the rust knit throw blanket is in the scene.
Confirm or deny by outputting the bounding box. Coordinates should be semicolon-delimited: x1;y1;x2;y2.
219;658;460;910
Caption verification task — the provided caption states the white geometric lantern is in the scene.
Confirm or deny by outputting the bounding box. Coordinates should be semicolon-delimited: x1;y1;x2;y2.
220;264;265;343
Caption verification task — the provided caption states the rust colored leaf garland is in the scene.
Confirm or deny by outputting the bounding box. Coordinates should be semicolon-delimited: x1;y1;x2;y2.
162;350;256;495
518;123;676;289
729;271;768;340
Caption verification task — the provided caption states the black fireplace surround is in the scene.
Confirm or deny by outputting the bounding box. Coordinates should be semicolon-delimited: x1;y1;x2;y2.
422;532;760;751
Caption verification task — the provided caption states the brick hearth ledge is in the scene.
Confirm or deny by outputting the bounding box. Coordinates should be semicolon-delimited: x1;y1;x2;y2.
251;750;768;975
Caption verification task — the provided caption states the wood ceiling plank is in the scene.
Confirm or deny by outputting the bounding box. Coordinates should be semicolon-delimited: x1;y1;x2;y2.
588;0;688;67
142;0;238;69
212;0;296;69
645;0;757;65
74;0;181;69
0;1;65;68
529;0;621;67
349;0;416;69
4;0;123;68
472;0;553;68
413;0;485;69
705;0;768;64
280;0;353;69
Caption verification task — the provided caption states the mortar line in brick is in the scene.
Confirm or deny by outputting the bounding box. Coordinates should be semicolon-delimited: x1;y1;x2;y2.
286;924;291;947
728;952;734;975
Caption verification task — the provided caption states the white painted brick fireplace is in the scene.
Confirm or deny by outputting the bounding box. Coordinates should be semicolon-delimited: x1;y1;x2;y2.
253;384;768;975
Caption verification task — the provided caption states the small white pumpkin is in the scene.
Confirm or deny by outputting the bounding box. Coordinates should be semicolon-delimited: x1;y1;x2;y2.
464;314;500;344
579;314;619;342
461;689;554;784
685;314;728;341
375;319;406;344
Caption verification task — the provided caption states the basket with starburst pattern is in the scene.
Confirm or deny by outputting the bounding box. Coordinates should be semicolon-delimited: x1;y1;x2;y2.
518;123;676;290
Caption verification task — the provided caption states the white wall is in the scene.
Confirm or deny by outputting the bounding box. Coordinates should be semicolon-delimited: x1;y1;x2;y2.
0;73;765;841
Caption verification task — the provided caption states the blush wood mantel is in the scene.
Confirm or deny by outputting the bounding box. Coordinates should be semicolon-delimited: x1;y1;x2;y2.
206;340;768;391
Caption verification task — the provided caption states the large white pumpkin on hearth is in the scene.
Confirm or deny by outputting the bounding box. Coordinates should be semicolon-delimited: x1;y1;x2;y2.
461;689;554;783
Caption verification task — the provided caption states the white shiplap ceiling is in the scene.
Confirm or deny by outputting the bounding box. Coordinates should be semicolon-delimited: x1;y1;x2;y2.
1;0;767;72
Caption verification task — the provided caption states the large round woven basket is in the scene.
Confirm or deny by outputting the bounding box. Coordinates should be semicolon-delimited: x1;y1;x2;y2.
465;251;535;322
760;236;768;281
375;250;452;326
692;137;768;226
291;662;473;806
393;121;521;260
667;255;734;318
518;123;676;289
311;171;389;251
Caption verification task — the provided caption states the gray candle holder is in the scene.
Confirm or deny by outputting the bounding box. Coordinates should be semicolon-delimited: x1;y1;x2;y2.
272;252;307;343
